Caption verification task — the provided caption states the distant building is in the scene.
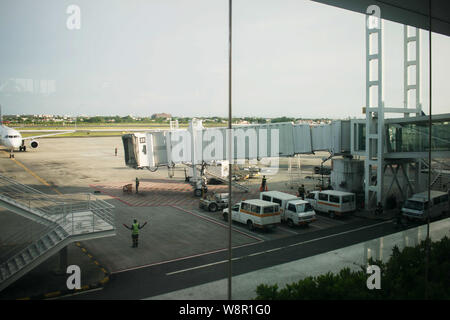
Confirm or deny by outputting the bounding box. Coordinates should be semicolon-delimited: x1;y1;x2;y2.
151;113;172;120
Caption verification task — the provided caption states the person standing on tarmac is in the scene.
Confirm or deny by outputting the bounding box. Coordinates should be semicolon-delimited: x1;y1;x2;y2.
123;219;147;248
135;177;140;194
260;175;268;192
297;184;305;199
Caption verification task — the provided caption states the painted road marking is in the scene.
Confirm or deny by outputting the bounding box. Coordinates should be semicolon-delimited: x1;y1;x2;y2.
277;225;300;235
1;151;62;195
111;240;262;275
172;206;264;242
189;208;273;241
49;287;104;300
165;220;392;276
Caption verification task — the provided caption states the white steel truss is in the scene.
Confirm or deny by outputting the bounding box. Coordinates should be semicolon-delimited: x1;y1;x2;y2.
403;25;422;117
365;16;424;208
364;13;384;208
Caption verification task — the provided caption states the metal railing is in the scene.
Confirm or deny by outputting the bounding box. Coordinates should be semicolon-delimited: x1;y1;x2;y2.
0;174;115;268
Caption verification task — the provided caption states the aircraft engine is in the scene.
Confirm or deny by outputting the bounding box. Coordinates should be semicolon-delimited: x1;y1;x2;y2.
30;140;39;148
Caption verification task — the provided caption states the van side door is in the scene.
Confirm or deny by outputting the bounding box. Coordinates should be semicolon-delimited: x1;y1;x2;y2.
317;192;329;211
239;202;251;223
306;192;317;209
286;203;297;221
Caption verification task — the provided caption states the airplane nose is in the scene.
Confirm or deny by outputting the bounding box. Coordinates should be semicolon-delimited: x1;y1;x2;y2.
12;139;21;149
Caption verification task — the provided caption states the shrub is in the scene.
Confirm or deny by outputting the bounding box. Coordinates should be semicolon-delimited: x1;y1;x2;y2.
255;236;450;300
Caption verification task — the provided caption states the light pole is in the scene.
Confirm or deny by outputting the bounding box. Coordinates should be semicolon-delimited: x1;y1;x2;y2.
227;0;233;301
425;0;432;300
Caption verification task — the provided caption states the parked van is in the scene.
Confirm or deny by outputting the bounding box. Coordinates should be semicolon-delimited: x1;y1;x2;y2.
306;190;356;218
222;199;280;230
260;191;316;227
402;190;449;221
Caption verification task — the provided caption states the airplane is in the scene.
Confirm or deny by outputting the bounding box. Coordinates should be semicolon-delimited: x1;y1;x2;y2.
0;105;74;158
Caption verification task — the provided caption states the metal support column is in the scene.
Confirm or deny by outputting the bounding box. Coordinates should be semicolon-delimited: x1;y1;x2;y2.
404;25;422;197
365;12;384;208
403;25;422;117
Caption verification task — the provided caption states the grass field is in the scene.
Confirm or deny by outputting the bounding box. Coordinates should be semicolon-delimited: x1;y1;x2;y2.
17;123;227;138
20;131;125;138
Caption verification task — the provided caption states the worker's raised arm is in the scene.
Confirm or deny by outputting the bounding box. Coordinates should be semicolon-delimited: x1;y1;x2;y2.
140;221;148;229
123;224;131;230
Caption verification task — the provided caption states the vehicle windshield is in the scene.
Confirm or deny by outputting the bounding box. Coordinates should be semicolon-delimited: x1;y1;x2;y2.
296;203;313;213
404;200;427;211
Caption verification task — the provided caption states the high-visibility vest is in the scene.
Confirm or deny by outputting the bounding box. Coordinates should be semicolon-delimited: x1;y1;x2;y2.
132;223;139;235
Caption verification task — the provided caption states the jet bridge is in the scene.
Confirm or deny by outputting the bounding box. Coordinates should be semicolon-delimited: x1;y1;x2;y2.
122;120;352;170
122;114;450;203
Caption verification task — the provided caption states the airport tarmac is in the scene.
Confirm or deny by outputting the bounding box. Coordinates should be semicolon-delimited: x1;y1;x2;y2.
0;136;362;299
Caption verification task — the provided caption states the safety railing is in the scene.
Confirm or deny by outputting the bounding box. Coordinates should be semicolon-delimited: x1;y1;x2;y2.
0;174;115;267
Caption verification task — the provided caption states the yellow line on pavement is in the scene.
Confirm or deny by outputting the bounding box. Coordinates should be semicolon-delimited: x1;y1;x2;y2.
1;151;62;195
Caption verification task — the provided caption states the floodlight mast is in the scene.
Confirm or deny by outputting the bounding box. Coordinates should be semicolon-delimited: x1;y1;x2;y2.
227;0;233;301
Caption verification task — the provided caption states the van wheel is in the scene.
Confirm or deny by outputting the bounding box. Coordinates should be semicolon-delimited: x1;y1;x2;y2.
194;189;203;197
247;220;254;231
209;203;218;212
329;211;335;219
223;212;228;222
287;219;294;228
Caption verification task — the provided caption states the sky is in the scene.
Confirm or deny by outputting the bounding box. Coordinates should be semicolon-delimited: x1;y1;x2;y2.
0;0;449;118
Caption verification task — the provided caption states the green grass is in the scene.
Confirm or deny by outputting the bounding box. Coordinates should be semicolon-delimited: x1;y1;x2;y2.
18;122;227;138
20;131;125;138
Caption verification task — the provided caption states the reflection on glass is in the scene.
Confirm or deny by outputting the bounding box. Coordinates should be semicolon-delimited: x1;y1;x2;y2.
387;120;450;153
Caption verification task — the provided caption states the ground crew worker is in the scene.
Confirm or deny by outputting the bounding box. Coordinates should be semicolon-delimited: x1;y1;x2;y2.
123;219;147;248
260;175;268;192
298;184;305;199
135;177;140;194
115;147;118;156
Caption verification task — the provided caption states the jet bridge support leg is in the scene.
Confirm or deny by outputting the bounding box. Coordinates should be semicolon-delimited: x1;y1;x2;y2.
384;160;416;207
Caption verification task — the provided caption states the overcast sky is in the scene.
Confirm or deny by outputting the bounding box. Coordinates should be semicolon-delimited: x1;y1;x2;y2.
0;0;449;118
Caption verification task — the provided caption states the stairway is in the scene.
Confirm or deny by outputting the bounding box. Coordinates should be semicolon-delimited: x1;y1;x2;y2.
287;156;302;189
0;225;69;285
0;174;116;292
421;159;450;191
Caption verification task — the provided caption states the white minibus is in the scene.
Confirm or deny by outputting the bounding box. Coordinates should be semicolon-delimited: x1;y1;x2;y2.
402;190;449;221
260;191;316;227
306;190;356;218
223;199;280;230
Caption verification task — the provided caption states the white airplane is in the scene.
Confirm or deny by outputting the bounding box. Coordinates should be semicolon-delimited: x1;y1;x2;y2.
0;105;74;158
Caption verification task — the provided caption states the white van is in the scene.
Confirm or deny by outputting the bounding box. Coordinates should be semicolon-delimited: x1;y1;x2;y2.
222;199;281;231
306;190;356;218
402;190;449;221
260;191;316;227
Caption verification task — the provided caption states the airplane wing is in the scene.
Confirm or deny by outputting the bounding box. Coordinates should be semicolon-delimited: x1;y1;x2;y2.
20;130;75;140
